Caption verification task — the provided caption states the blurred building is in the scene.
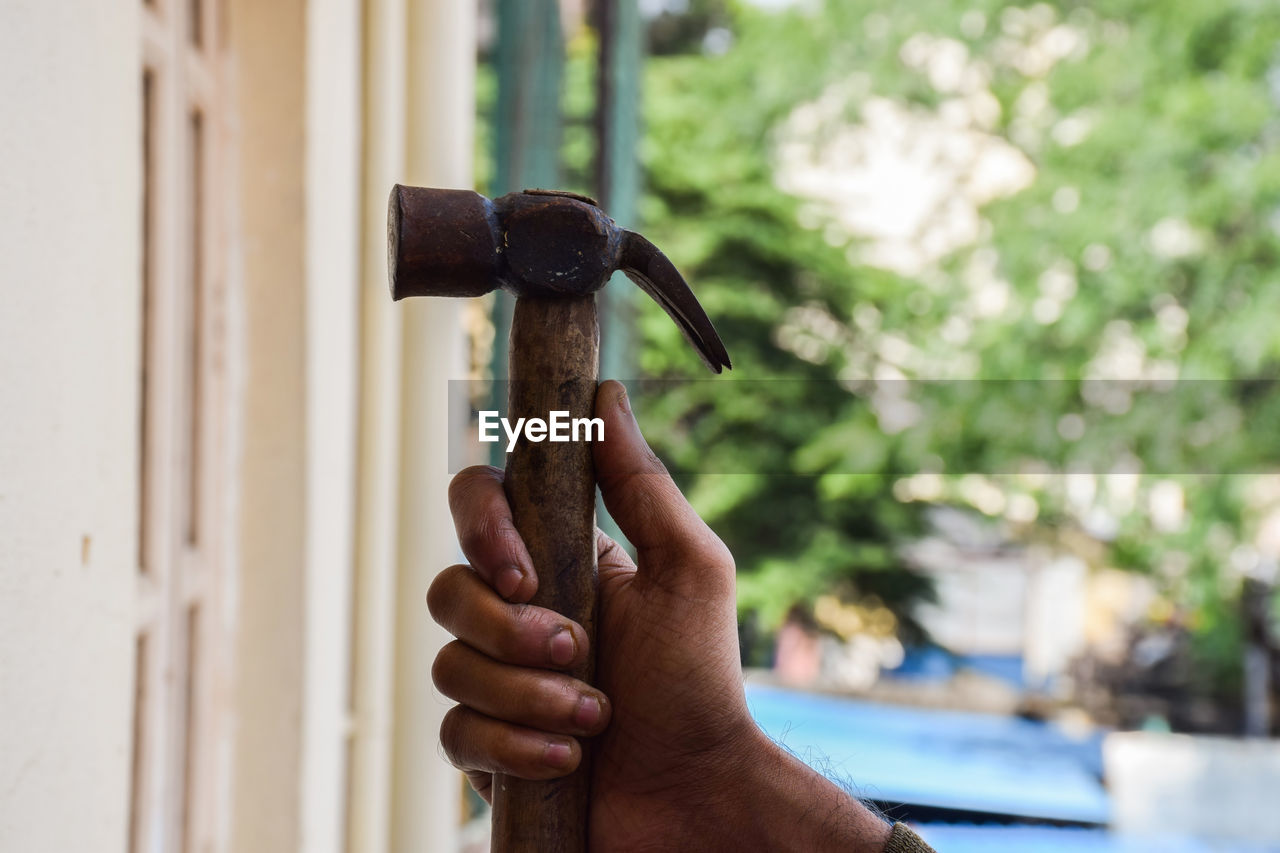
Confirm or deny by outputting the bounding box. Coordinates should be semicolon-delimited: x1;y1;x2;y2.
2;2;478;852
902;507;1102;692
774;506;1160;707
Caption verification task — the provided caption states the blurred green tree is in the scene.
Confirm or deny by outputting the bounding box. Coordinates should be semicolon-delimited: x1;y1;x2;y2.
629;0;1280;720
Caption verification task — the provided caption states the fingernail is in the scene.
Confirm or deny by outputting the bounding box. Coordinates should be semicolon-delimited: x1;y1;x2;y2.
496;566;523;600
616;385;632;415
574;695;601;729
548;628;576;666
544;740;573;769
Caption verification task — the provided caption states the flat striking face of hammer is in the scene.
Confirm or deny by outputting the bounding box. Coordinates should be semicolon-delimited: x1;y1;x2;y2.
388;186;732;373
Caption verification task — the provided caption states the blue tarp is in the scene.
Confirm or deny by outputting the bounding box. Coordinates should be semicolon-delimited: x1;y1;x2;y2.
889;648;1029;688
745;684;1280;851
745;683;1109;824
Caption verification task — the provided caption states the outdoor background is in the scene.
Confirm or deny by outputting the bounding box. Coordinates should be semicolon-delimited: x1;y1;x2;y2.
468;0;1280;850
3;1;1280;852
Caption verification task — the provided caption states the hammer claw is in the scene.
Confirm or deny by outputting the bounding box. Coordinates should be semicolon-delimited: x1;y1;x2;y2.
620;231;732;374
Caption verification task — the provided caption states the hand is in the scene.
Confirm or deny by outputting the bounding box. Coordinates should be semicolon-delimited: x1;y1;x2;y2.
429;380;892;852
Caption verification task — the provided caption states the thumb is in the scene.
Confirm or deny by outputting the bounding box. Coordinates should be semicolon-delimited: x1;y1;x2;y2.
592;381;734;584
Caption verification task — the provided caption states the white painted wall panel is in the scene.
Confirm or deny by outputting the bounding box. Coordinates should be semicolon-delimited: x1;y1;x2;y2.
0;2;140;851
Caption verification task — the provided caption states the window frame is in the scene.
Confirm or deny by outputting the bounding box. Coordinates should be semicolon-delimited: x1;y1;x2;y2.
133;1;229;851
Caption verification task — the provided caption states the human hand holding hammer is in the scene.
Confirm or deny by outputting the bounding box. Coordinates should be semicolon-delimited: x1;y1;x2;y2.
390;187;902;851
430;381;896;852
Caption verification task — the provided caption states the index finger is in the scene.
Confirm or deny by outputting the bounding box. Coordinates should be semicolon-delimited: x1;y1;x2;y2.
448;465;537;603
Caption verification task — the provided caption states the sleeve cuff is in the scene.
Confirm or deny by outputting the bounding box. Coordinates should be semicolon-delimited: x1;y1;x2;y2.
882;822;936;853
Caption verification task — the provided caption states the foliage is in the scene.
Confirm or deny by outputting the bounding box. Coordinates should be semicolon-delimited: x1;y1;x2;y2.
631;0;1280;708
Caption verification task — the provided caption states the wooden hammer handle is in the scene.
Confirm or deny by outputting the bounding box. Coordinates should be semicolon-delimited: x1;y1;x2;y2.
493;295;599;852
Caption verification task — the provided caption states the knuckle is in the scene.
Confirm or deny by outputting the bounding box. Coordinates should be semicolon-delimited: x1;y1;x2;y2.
448;466;503;513
430;642;464;697
457;528;489;562
703;531;736;574
509;602;542;629
701;536;737;595
527;681;570;725
438;706;471;766
492;518;524;555
641;446;669;476
458;514;521;566
499;604;544;659
701;563;736;601
425;566;465;625
675;527;734;571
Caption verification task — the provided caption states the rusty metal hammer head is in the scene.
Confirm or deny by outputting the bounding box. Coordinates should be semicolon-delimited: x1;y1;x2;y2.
388;186;731;373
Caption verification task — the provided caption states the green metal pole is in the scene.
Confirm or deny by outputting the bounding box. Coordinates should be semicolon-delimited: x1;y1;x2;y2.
489;0;565;465
594;0;644;546
595;0;643;384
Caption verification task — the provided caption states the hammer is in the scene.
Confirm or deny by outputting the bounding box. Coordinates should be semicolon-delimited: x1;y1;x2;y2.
388;186;730;852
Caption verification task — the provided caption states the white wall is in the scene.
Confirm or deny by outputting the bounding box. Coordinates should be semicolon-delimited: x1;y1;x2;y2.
349;1;408;851
301;0;363;851
226;1;309;849
1106;732;1280;844
0;2;140;851
389;2;476;850
0;2;475;851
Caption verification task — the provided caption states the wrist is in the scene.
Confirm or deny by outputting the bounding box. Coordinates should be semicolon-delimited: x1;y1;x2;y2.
692;724;892;853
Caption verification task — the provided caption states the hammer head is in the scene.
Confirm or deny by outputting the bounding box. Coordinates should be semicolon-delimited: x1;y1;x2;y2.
388;186;731;373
